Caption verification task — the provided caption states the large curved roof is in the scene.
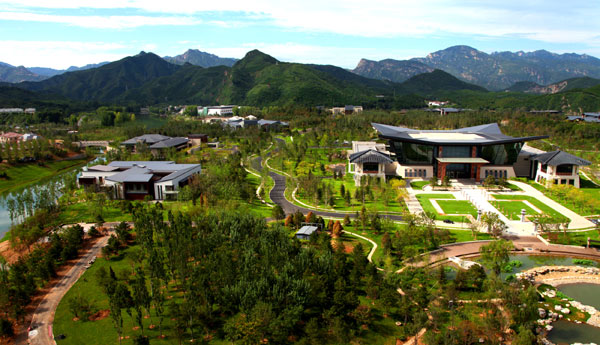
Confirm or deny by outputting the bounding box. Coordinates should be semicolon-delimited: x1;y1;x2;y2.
372;123;548;146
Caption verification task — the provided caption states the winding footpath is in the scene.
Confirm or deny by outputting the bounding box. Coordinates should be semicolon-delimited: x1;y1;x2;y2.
20;225;117;345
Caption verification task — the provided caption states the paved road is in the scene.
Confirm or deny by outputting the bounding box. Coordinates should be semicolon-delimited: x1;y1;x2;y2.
25;230;112;345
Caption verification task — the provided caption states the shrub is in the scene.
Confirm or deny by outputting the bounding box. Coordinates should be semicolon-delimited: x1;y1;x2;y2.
573;259;597;266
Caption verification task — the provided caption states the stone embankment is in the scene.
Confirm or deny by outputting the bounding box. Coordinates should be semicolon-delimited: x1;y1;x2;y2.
516;266;600;287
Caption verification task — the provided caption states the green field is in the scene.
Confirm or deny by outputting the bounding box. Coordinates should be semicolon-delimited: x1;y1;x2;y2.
409;180;430;190
491;200;539;220
491;194;566;220
0;159;89;194
58;202;132;224
415;194;472;222
436;200;478;217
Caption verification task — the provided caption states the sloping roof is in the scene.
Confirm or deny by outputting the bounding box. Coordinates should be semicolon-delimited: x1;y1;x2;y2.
531;151;591;166
372;122;548;146
88;165;120;172
149;137;188;149
106;167;154;183
108;161;175;169
349;149;394;164
1;132;22;138
296;226;318;236
257;119;289;126
158;165;201;182
121;134;171;145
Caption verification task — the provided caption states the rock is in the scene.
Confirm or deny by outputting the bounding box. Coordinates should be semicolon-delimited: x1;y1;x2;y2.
545;324;553;331
563;309;571;314
538;308;547;318
546;290;556;298
555;305;562;311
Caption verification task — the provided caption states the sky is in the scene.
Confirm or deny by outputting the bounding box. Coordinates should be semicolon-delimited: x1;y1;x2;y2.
0;0;599;69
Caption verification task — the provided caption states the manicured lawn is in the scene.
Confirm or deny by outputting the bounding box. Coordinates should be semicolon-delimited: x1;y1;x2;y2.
0;159;89;194
491;200;539;220
295;174;406;213
57;202;132;224
436;200;478;217
410;180;430;190
506;182;523;191
54;245;186;345
416;194;471;222
542;229;600;246
491;194;566;220
448;229;492;242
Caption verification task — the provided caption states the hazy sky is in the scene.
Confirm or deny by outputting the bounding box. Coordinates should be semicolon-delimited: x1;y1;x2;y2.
0;0;599;69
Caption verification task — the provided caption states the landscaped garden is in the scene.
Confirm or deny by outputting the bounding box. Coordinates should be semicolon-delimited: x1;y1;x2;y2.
490;200;540;221
409;180;430;190
416;193;476;222
491;194;566;220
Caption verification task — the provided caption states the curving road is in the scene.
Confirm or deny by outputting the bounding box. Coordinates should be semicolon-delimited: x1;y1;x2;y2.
23;225;118;345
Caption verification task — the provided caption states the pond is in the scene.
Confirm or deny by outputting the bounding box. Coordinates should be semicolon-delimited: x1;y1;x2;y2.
547;320;600;345
558;283;600;310
0;156;103;240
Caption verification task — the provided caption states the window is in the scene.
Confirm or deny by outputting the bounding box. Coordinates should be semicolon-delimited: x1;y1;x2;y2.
441;146;471;158
363;163;378;173
556;164;573;174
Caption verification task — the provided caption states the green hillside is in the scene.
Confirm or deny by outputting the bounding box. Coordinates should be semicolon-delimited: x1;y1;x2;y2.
19;52;180;102
401;69;488;96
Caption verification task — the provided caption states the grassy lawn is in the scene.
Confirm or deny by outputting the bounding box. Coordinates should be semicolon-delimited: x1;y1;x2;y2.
490;200;539;220
416;194;472;222
54;245;191;345
506;182;523;191
0;159;89;194
542;229;600;247
57;202;132;224
448;229;492;242
491;194;566;220
409;180;430;190
295;174;406;213
436;200;478;217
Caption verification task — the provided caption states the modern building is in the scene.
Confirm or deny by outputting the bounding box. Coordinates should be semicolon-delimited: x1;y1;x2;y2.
199;105;236;116
372;123;549;181
121;134;189;157
78;161;201;200
0;132;23;143
295;225;319;240
187;134;208;146
348;141;396;185
329;105;363;115
567;112;600;123
529;151;591;188
257;119;289;130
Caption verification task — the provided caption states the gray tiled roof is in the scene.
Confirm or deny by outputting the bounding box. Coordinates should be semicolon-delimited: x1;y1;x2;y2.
149;137;189;149
296;226;318;236
88;165;120;172
531;151;591;166
349;149;394;164
106;167;154;183
372;122;548;145
121;134;171;145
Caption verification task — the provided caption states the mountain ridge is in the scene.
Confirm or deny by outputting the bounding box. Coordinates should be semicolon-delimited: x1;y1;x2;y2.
353;45;600;91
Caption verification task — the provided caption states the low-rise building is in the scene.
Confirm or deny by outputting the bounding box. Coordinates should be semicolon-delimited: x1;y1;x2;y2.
530;151;591;188
295;225;319;240
78;161;201;200
121;134;189;157
329;105;363;115
348;141;396;185
0;132;23;143
567;112;600;123
257;119;289;130
187;134;208;146
199;105;236;116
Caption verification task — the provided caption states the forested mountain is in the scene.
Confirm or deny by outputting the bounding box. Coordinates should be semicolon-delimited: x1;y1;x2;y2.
0;62;46;83
18;52;180;102
352;45;600;91
163;49;238;67
11;49;483;107
352;59;433;82
504;77;600;94
27;62;111;78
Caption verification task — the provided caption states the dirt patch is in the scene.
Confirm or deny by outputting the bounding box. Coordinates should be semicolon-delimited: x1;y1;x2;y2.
344;244;355;253
89;309;110;321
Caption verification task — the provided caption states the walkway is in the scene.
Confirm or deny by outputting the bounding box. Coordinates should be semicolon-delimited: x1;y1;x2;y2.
510;181;595;229
25;224;116;345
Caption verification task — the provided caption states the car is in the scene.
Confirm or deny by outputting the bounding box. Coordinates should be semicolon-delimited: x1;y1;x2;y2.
55;334;66;340
443;219;454;224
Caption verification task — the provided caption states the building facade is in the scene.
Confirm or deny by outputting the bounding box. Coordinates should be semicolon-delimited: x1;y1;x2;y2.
78;161;201;200
372;123;548;182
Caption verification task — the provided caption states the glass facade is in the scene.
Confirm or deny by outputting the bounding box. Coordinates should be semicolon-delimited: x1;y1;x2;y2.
391;141;434;164
441;146;471;158
479;143;522;165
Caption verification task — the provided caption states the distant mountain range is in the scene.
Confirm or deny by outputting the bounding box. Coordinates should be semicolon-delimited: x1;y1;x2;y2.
504;77;600;94
9;50;485;107
163;49;237;67
352;45;600;90
0;49;238;83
